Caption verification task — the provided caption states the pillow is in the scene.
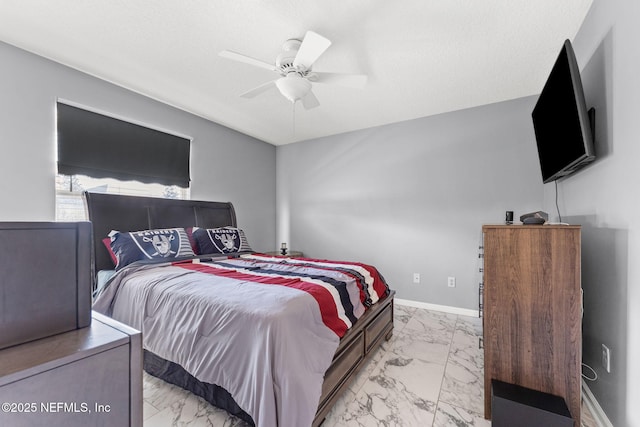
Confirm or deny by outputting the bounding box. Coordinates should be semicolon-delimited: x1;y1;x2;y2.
192;227;253;255
102;237;118;266
185;227;198;254
109;227;195;270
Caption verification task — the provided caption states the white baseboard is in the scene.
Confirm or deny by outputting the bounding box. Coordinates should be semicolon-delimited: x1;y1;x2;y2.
582;379;614;427
394;298;479;318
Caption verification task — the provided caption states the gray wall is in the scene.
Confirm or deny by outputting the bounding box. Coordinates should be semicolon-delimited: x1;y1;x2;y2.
547;1;640;425
277;97;544;310
0;41;276;252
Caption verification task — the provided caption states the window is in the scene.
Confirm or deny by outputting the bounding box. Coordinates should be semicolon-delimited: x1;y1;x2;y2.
55;175;189;221
57;103;191;187
55;102;191;221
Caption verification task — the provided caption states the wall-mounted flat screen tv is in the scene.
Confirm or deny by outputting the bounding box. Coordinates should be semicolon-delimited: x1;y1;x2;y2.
532;39;595;183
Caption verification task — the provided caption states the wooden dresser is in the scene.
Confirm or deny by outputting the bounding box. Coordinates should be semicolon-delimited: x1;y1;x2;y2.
482;225;581;425
0;312;142;427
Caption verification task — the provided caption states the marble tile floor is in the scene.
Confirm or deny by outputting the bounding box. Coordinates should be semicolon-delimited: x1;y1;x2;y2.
142;304;597;427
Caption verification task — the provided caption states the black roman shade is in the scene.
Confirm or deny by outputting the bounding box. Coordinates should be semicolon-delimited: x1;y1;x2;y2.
57;102;191;187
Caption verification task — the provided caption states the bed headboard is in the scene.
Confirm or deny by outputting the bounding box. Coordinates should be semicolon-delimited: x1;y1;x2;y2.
83;192;237;274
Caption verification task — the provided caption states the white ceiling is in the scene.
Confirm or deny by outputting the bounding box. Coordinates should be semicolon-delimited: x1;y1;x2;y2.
0;1;593;145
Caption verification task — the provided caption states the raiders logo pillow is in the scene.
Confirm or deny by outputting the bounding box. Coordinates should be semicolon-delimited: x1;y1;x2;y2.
192;227;253;255
109;227;195;270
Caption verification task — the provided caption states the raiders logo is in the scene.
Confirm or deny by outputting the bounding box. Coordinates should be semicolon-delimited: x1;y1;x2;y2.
133;229;180;258
208;229;240;253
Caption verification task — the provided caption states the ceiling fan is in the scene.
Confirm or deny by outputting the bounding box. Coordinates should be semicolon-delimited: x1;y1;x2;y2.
219;31;367;109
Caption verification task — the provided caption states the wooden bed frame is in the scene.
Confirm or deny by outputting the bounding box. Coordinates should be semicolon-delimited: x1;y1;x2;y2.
83;191;395;426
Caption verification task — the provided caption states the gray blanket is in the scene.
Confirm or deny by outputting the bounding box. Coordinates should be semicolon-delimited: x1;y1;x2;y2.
93;262;340;427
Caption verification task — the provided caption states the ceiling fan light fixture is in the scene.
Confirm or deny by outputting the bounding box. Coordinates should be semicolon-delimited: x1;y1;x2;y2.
220;30;367;109
275;74;311;103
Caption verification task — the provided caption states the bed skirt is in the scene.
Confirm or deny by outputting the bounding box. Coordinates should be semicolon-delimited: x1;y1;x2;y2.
144;350;255;425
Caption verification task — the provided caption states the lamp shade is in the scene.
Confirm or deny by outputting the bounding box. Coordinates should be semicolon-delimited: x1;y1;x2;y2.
275;74;312;103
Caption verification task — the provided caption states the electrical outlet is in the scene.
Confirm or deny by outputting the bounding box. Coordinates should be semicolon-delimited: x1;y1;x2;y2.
447;276;456;288
602;344;611;373
413;273;420;284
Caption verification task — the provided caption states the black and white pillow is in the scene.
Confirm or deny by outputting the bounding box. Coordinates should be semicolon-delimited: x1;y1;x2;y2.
192;227;253;255
109;227;195;270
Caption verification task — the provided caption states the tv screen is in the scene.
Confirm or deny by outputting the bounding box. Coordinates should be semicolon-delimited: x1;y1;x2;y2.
532;39;595;183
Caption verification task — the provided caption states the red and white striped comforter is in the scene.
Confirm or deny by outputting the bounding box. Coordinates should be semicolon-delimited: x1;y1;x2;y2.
93;254;390;427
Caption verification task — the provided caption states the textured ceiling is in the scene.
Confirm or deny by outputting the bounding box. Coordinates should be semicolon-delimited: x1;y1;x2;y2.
0;0;593;145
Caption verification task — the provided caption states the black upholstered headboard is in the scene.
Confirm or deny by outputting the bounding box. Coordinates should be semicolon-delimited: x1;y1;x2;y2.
83;192;237;274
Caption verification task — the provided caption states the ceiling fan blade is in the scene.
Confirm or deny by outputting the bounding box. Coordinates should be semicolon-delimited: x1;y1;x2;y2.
293;31;331;69
239;80;277;98
311;72;368;89
219;50;277;72
301;90;320;110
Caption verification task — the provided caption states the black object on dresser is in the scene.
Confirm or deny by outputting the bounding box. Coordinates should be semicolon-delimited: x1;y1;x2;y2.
491;380;574;427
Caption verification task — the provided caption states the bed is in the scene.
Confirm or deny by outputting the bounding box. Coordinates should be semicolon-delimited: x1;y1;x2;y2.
85;192;395;427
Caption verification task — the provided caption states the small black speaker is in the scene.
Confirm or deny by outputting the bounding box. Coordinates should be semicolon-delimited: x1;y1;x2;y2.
491;380;573;427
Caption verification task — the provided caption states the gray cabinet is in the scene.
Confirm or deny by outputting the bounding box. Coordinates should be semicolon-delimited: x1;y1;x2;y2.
0;312;142;427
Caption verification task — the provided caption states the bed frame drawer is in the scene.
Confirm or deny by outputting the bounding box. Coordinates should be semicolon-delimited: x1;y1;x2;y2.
320;331;365;402
365;300;393;352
